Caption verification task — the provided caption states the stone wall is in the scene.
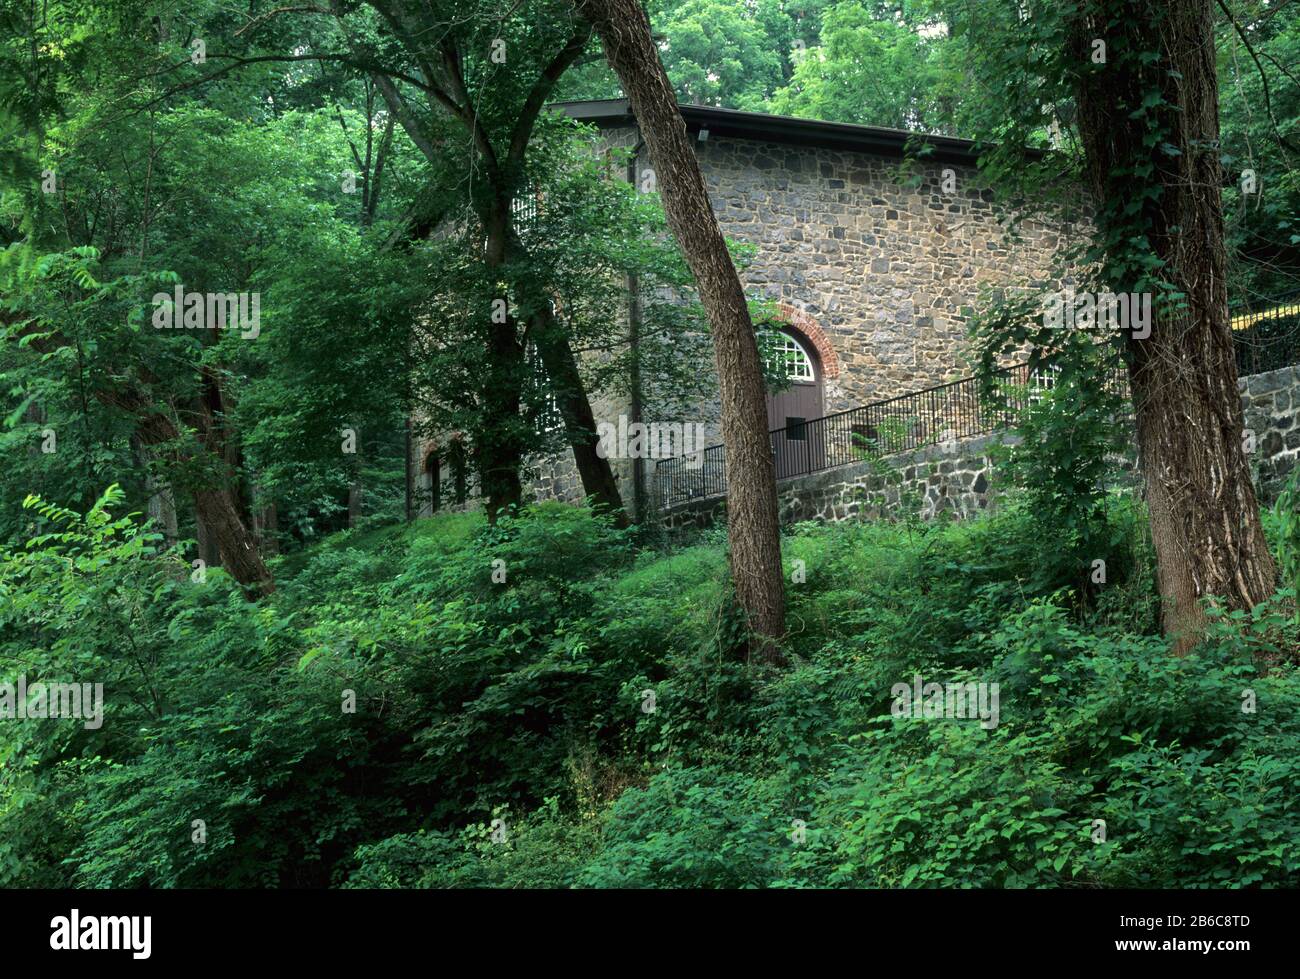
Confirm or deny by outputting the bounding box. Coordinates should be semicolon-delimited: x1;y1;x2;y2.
531;121;1087;515
1242;364;1300;499
656;364;1300;535
657;435;1004;536
606;124;1088;407
689;134;1086;409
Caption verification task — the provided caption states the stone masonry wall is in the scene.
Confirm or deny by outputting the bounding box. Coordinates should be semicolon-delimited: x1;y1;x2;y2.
1242;364;1300;499
531;122;1088;513
657;364;1300;535
692;134;1086;411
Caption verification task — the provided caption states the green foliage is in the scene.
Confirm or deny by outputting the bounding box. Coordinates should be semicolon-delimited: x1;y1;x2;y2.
770;2;953;131
653;0;787;110
4;480;1299;888
993;369;1130;596
1269;466;1300;603
576;766;790;888
346;801;602;889
801;722;1096;888
3;0;1298;893
69;668;389;888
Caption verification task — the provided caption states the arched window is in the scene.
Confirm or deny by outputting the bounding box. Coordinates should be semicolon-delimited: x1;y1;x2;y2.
760;328;817;382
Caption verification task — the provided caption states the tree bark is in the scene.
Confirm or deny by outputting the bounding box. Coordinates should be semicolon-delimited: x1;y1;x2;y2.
480;199;526;522
194;511;222;571
108;387;274;595
192;487;275;591
529;307;630;526
1070;0;1275;650
132;433;179;546
578;0;786;656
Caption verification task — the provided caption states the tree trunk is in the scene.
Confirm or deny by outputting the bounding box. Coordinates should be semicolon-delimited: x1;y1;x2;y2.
1070;0;1275;650
110;389;274;595
194;510;221;570
11;320;273;594
193;487;276;592
529;308;630;526
578;0;786;656
479;200;526;522
132;433;179;546
478;411;523;521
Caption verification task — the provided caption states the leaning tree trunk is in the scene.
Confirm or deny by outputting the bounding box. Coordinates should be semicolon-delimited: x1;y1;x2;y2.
11;315;273;592
192;487;277;592
529;307;630;526
107;387;275;595
578;0;786;656
1070;0;1275;650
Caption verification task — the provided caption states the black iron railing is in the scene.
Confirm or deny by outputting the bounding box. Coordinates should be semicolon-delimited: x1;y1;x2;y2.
654;294;1300;511
654;362;1120;508
1231;294;1300;377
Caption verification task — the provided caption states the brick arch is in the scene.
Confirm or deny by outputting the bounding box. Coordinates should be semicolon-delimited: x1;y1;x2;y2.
419;433;464;470
419;442;440;470
774;303;841;380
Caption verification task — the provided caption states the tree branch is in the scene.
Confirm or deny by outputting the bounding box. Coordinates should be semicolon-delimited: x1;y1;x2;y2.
233;5;331;39
437;39;501;175
507;21;594;167
1216;0;1300;155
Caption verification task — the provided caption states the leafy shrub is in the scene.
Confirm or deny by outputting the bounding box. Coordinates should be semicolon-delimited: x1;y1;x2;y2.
576;766;790;888
5;485;1297;890
346;800;601;889
70;667;395;888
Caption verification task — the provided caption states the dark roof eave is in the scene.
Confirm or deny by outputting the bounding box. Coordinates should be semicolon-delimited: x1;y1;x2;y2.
552;98;1033;165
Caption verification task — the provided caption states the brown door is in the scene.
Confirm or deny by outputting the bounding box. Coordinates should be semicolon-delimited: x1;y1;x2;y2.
765;330;825;479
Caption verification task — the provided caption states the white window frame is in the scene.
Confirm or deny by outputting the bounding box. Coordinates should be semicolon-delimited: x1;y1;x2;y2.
1028;363;1062;404
764;330;817;383
524;340;564;435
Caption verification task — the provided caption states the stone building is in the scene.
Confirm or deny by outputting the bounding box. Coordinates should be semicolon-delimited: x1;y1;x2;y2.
418;100;1089;521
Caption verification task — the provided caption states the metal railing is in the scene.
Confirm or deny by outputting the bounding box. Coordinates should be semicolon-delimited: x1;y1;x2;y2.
654;293;1300;511
654;362;1125;508
1231;294;1300;377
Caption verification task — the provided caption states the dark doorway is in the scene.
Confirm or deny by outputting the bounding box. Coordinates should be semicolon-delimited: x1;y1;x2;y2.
448;439;468;506
423;453;441;515
764;328;825;479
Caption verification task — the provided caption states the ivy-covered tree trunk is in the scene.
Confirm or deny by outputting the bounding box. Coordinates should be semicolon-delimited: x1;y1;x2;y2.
578;0;787;656
1069;0;1276;649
